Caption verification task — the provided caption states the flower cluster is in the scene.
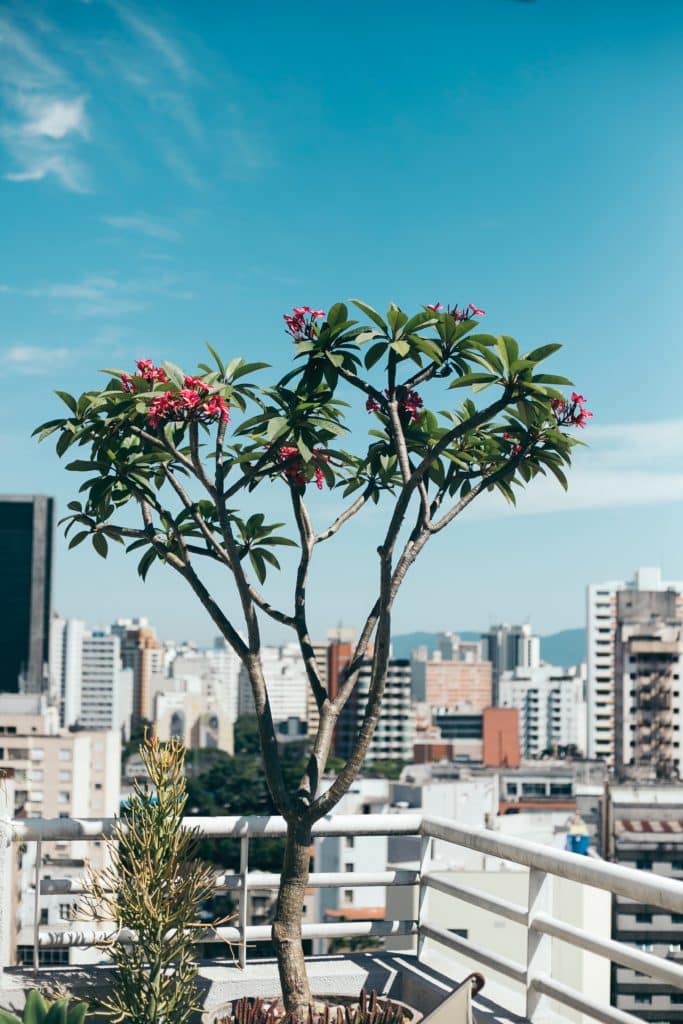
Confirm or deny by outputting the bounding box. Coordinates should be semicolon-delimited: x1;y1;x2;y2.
283;306;326;341
425;302;485;320
366;388;424;423
121;358;169;392
278;446;328;489
119;360;229;429
551;392;593;429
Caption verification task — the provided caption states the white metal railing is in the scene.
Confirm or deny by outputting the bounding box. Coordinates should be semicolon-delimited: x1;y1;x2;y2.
2;811;683;1024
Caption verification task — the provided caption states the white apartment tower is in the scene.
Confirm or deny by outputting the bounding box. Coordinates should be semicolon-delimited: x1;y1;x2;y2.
587;568;683;763
498;664;586;758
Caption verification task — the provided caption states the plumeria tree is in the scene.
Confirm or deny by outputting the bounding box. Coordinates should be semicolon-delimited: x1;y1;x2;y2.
36;299;590;1021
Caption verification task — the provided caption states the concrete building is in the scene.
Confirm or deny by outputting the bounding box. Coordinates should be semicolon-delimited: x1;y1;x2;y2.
49;617;132;737
498;664;586;758
238;643;308;724
154;689;233;753
0;693;120;966
411;652;492;712
337;659;415;763
0;495;54;694
613;589;683;781
480;623;540;705
113;618;163;725
584;783;683;1021
482;707;521;768
587;567;683;764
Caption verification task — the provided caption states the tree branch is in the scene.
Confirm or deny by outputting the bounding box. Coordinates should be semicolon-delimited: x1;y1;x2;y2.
314;488;372;545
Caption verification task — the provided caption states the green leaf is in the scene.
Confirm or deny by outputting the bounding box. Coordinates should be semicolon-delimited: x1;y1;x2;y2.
448;373;498;390
266;416;288;441
326;302;348;327
54;390;78;414
161;360;184;388
92;532;108;559
389;339;410;358
0;1010;22;1024
66;1004;89;1024
23;990;49;1024
249;549;266;584
68;530;90;550
206;343;225;375
532;374;574;386
137;547;157;581
364;342;387;370
44;1001;68;1024
350;299;388;333
525;343;562;364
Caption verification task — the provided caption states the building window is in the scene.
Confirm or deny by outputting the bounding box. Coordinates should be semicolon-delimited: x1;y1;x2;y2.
58;749;72;762
345;836;355;849
59;903;73;920
29;770;44;782
345;863;353;872
343;889;353;905
636;912;653;923
636;859;652;871
634;994;652;1005
30;748;44;762
40;908;48;925
58;770;72;783
58;792;71;804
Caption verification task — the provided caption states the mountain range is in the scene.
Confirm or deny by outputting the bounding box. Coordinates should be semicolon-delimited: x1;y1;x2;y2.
391;627;586;668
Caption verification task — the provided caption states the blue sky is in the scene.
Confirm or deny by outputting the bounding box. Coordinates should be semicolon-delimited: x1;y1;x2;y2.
2;0;683;647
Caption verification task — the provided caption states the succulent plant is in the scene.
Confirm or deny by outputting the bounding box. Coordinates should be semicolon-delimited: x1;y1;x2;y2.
224;990;407;1024
0;989;89;1024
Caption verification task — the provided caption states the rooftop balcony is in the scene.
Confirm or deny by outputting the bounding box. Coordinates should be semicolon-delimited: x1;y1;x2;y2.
2;813;683;1023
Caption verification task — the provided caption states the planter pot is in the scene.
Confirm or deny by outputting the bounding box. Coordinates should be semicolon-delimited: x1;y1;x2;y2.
202;995;422;1024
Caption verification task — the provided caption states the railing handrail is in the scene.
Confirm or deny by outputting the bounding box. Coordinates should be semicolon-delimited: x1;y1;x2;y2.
9;811;423;843
422;813;683;913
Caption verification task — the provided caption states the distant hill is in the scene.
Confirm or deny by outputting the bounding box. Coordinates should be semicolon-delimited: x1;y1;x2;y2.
391;627;586;667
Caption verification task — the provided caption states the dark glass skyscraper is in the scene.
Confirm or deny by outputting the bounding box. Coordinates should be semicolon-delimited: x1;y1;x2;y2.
0;495;54;693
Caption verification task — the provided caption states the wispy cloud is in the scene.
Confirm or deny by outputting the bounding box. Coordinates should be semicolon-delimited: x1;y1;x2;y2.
102;214;180;241
110;3;192;82
0;14;91;191
478;418;683;519
3;345;71;374
1;271;193;318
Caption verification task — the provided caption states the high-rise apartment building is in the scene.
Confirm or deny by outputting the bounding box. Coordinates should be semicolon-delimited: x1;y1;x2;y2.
50;616;132;736
238;643;308;724
337;659;415;762
614;590;683;781
480;623;540;705
0;495;54;694
498;664;586;758
587;568;683;764
112;618;162;725
411;653;492;711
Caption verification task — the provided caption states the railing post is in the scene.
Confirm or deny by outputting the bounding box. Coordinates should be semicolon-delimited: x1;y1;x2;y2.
417;834;431;961
238;834;249;969
33;840;42;972
526;867;553;1022
0;776;15;979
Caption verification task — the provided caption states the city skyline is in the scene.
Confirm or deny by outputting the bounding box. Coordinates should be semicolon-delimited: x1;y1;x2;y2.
2;2;683;643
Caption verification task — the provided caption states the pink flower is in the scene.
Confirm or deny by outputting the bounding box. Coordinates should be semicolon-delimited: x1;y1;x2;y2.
551;392;593;430
179;388;203;410
203;395;230;423
135;358;167;384
511;443;523;455
283;305;325;340
278;446;307;486
148;391;180;428
401;389;423;422
503;431;512;440
426;303;443;312
183;375;208;390
469;304;486;317
366;396;381;414
121;373;135;393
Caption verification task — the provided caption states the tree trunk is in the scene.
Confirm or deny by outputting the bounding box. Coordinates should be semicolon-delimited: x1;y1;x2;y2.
272;819;313;1020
